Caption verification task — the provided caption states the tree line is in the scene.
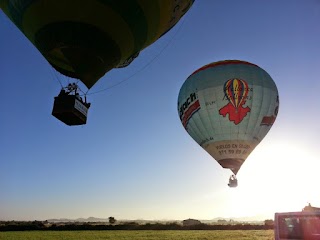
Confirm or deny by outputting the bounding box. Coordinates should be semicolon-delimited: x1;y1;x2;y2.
0;220;274;231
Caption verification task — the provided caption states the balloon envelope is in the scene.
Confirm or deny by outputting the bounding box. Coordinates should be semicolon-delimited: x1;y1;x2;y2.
1;0;194;89
178;60;279;175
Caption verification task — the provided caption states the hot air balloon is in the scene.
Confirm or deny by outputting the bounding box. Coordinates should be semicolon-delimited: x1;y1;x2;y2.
177;60;279;187
1;0;194;125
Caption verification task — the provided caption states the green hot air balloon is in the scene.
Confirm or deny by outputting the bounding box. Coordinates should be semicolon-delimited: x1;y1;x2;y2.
1;0;194;125
178;60;279;187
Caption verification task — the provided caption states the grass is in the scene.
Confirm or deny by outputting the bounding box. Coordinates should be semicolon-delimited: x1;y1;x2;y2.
0;230;274;240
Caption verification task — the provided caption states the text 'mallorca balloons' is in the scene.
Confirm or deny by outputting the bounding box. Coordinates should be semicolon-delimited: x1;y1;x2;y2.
178;60;279;186
1;0;194;89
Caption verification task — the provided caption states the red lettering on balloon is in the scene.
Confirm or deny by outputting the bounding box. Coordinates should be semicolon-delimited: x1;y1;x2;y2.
219;79;251;125
182;100;200;128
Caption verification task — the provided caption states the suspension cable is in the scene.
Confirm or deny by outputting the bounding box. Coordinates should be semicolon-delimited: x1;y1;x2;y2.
50;68;63;88
86;17;188;96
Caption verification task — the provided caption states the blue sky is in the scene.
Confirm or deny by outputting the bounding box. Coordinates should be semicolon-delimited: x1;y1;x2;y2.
1;0;320;221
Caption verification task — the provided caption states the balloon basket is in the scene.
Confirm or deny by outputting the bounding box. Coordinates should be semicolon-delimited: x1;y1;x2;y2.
52;95;90;126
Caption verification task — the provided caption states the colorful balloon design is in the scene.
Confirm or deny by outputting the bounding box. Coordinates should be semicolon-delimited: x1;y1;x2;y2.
220;78;251;125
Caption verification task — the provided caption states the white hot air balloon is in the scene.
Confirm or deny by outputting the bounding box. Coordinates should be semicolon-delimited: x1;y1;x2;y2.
178;60;279;187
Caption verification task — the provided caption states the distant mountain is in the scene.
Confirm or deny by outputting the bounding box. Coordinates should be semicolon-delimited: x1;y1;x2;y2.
46;218;175;223
47;217;108;223
207;215;271;223
47;215;268;224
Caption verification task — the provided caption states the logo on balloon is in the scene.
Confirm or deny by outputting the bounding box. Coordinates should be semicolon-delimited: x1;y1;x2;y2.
179;93;200;128
219;78;251;125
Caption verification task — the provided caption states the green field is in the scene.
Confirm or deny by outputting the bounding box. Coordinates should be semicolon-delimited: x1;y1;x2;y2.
0;230;274;240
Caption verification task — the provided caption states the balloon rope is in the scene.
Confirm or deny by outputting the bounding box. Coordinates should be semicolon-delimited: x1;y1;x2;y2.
86;17;188;96
50;68;63;88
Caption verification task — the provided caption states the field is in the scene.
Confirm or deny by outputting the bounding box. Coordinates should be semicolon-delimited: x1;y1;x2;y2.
0;230;274;240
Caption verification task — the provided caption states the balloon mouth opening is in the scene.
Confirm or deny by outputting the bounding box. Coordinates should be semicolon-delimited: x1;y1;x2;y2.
35;21;122;89
48;47;114;89
218;158;245;175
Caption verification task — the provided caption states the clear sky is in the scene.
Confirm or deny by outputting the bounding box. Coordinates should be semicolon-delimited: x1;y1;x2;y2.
1;0;320;221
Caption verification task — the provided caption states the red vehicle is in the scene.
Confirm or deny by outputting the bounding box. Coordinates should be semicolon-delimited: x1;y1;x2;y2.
274;210;320;240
